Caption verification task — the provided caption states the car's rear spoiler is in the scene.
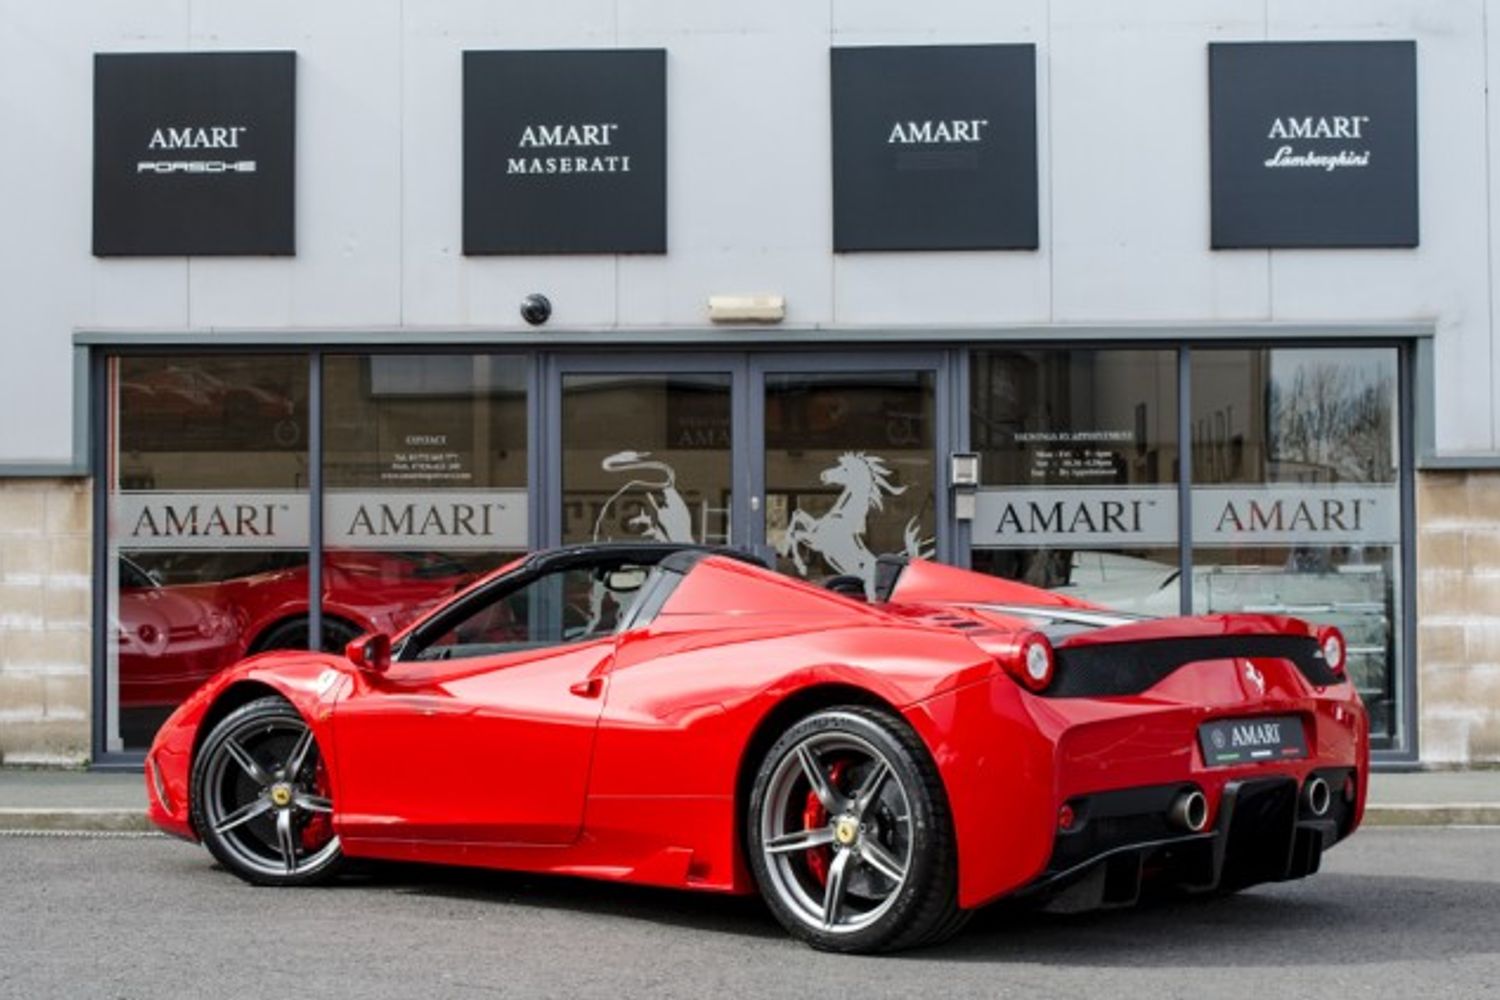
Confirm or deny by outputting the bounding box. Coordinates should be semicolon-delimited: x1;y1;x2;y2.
1045;616;1345;697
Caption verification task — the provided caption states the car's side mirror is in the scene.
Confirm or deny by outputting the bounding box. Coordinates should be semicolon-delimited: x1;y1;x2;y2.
345;633;392;675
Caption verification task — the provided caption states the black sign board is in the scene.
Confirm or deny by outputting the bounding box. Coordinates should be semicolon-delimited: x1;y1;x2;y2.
464;49;667;255
831;45;1038;252
1210;41;1418;248
93;52;296;256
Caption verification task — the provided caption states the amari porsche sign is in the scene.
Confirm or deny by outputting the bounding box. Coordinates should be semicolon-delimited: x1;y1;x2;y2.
1209;41;1419;248
831;44;1038;252
463;49;667;255
93;51;296;256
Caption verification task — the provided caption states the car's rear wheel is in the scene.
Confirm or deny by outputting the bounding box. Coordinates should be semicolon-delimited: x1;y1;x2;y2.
747;705;966;953
190;695;344;886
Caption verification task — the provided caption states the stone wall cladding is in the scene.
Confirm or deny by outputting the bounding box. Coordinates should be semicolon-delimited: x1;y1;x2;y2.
0;478;90;765
1416;470;1500;765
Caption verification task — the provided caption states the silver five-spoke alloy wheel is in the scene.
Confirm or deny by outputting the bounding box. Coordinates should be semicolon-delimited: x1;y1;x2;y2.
195;696;342;883
759;730;914;934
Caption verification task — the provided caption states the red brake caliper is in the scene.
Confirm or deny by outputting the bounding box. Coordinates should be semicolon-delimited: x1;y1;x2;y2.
299;757;333;850
803;759;847;886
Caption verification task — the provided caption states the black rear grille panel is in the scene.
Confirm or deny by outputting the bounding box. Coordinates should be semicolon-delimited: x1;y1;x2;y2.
1218;777;1299;891
1048;783;1190;874
1032;771;1360;909
1046;634;1343;698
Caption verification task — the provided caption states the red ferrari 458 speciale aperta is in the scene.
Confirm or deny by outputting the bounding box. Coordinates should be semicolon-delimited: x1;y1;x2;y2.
146;543;1367;953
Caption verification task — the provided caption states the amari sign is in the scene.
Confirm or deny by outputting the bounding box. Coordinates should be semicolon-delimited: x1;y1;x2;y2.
1209;41;1418;248
1192;484;1399;547
831;45;1038;252
93;51;296;256
114;491;528;551
973;487;1178;548
464;49;667;255
973;483;1399;548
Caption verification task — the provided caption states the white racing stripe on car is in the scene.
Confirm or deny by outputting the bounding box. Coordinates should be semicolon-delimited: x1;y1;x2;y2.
969;603;1148;628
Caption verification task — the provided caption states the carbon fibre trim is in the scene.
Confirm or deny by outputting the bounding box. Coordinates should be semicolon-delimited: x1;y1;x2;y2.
1045;634;1344;698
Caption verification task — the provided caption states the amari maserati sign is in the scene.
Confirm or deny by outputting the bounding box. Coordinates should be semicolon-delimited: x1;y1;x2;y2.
93;52;296;256
831;44;1038;252
1209;41;1419;248
464;49;667;255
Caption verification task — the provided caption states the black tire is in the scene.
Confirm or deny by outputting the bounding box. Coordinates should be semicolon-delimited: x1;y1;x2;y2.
746;705;965;953
191;695;344;887
253;616;363;655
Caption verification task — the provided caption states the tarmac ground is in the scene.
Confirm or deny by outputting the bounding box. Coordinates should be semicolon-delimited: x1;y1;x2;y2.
0;825;1495;999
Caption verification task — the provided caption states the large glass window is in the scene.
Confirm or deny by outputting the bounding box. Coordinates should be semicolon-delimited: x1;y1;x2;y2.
561;373;732;545
1190;348;1402;748
763;370;936;597
107;355;310;751
321;354;528;650
970;350;1181;614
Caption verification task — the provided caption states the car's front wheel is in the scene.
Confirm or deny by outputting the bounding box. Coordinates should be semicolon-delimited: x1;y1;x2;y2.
747;705;966;953
190;695;344;886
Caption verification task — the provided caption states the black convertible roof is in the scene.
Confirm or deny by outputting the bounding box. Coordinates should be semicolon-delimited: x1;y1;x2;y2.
516;542;766;576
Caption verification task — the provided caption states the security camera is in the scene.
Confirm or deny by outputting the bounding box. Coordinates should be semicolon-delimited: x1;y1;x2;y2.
520;293;552;326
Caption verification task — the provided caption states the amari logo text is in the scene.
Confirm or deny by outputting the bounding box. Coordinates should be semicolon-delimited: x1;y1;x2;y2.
136;125;256;176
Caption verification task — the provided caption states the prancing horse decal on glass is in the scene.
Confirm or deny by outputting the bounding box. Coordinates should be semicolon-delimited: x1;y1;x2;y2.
778;452;932;598
594;449;931;598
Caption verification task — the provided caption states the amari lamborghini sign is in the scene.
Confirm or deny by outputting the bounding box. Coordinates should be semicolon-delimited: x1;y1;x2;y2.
1209;41;1419;248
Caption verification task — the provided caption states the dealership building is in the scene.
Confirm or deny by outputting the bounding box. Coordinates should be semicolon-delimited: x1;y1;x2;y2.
1;1;1497;770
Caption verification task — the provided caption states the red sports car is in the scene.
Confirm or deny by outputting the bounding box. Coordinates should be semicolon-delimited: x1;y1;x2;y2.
145;543;1367;953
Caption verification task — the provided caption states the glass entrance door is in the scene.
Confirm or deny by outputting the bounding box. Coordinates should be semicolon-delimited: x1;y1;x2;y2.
749;355;946;597
553;357;742;548
547;352;950;596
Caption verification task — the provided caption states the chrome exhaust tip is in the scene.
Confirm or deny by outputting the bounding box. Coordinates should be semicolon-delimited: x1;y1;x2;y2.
1305;776;1331;817
1168;789;1209;832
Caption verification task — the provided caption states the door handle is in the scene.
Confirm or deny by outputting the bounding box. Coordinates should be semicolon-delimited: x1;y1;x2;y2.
569;677;604;699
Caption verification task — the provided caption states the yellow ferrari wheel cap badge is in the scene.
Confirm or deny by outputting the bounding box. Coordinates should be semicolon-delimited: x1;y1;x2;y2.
834;817;858;846
270;784;293;808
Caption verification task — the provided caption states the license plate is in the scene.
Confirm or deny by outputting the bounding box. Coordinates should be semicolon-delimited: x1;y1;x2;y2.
1198;715;1308;767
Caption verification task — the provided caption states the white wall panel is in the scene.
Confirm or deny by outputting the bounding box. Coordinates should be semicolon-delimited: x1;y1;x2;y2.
1489;0;1500;450
613;22;833;326
185;0;404;328
0;1;190;462
1050;0;1270;323
0;0;1496;463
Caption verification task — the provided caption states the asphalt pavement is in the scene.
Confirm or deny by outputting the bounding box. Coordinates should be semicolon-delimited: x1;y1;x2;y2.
0;826;1496;1000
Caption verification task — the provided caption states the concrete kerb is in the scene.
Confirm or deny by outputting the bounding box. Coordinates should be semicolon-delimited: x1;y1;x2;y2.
0;808;154;832
0;805;1495;835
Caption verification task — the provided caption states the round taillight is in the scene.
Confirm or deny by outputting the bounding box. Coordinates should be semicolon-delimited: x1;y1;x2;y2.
1006;632;1055;693
1318;626;1347;675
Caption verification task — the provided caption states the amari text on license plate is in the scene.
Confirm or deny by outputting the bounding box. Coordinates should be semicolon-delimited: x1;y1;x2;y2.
1198;715;1308;767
